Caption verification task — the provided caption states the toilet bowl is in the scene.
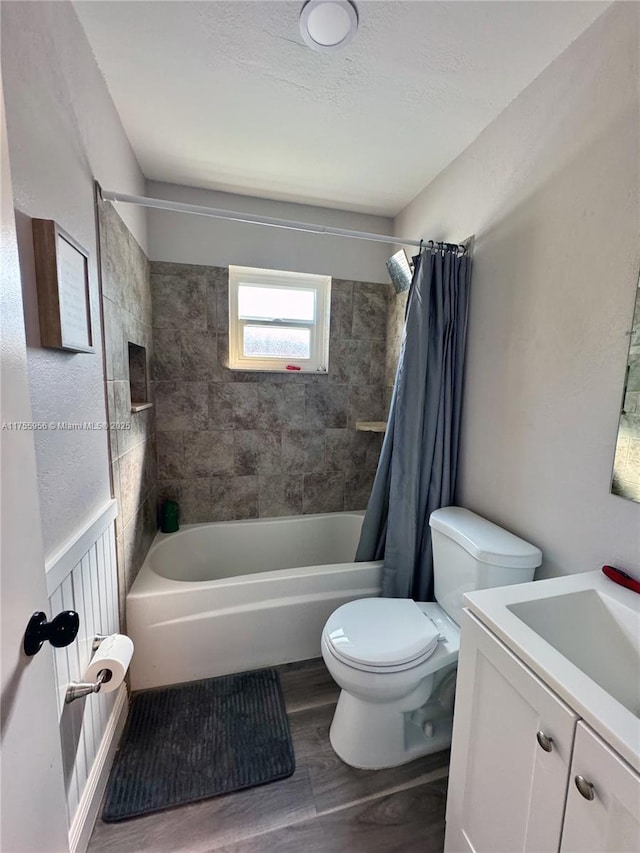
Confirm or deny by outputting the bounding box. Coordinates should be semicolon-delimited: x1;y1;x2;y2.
321;506;542;769
321;599;459;768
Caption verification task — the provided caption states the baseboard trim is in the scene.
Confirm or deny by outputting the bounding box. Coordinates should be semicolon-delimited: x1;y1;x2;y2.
69;685;128;853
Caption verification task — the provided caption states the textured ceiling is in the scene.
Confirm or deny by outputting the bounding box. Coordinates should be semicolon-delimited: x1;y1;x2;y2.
75;1;608;215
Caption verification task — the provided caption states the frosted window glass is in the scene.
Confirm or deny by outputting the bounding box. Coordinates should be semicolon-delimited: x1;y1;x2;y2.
238;285;315;322
243;326;311;359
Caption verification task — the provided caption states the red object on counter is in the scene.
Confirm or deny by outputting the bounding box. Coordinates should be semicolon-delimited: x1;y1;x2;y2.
285;365;301;370
602;565;640;594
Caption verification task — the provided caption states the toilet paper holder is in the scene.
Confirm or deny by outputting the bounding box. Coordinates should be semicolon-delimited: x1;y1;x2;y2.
64;634;113;704
65;668;111;703
92;633;110;652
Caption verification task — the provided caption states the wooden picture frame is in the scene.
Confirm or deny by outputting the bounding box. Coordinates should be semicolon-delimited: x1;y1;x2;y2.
32;219;94;353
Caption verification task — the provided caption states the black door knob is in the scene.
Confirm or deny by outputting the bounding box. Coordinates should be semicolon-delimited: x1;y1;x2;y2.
23;610;80;656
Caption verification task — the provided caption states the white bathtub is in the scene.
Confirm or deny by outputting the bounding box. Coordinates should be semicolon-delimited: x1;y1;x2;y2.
126;512;383;690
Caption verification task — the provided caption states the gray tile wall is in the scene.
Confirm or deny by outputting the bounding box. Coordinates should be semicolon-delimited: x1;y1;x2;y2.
151;262;391;523
384;287;409;414
99;200;157;619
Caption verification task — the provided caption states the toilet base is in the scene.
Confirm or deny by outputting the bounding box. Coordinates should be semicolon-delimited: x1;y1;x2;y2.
328;686;454;770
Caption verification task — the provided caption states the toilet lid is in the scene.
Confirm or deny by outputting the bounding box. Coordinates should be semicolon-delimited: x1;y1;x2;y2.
324;598;441;667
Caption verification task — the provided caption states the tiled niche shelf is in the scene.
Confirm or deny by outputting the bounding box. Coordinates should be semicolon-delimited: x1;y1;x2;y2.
128;341;152;413
356;421;387;433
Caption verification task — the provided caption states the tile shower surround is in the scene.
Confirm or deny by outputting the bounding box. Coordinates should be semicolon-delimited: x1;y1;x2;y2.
99;200;157;616
152;262;392;523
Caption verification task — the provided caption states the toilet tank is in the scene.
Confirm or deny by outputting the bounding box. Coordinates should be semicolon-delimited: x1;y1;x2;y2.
429;507;542;627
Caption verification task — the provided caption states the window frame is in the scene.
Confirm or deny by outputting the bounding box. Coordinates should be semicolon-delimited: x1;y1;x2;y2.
228;265;331;373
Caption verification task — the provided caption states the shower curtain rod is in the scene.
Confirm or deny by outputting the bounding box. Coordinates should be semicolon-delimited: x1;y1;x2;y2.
100;189;428;248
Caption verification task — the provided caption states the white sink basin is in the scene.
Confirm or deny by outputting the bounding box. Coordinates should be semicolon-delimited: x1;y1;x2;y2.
508;589;640;716
464;570;640;772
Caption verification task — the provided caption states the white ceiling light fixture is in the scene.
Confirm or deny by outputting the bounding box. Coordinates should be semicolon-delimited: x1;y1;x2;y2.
299;0;359;53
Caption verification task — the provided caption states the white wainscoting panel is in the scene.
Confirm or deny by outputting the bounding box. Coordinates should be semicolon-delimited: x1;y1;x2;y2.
47;501;124;848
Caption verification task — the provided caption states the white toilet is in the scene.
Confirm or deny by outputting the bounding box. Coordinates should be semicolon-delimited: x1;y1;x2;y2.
321;506;542;769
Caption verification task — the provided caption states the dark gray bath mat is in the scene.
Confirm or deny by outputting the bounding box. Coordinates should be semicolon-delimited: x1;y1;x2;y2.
102;668;295;821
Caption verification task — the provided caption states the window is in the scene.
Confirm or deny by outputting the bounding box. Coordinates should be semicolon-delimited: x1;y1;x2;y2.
228;265;331;373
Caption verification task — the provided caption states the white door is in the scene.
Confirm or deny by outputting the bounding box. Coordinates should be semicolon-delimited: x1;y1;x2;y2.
561;722;640;853
445;611;578;853
0;80;69;852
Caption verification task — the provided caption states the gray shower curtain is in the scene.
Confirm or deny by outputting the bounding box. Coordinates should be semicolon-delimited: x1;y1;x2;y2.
355;245;471;601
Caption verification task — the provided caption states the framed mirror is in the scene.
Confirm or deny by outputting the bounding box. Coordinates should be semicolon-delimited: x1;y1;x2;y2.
611;272;640;502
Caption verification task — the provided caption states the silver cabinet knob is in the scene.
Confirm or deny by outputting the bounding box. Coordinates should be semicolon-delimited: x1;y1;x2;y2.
536;731;554;752
575;775;595;801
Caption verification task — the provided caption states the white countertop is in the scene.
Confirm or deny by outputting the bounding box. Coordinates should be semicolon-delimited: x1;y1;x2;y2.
464;570;640;773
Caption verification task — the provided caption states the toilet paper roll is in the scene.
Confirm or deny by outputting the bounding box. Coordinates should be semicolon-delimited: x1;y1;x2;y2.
84;634;134;693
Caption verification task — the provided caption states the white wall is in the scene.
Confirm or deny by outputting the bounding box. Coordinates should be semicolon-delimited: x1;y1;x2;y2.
146;180;394;284
395;2;640;578
1;0;147;559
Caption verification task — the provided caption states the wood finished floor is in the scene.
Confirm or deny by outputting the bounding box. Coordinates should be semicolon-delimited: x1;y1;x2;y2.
87;659;450;853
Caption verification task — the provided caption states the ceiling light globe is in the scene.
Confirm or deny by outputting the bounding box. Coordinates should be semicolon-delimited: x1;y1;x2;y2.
299;1;359;53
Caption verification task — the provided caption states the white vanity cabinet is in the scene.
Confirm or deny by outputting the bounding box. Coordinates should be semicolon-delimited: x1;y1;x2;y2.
445;610;640;853
561;722;640;852
445;611;578;853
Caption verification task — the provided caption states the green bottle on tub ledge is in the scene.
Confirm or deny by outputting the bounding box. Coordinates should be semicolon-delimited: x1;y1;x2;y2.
160;499;179;533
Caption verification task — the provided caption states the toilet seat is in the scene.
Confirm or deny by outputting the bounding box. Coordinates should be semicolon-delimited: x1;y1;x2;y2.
322;632;442;674
323;598;441;672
